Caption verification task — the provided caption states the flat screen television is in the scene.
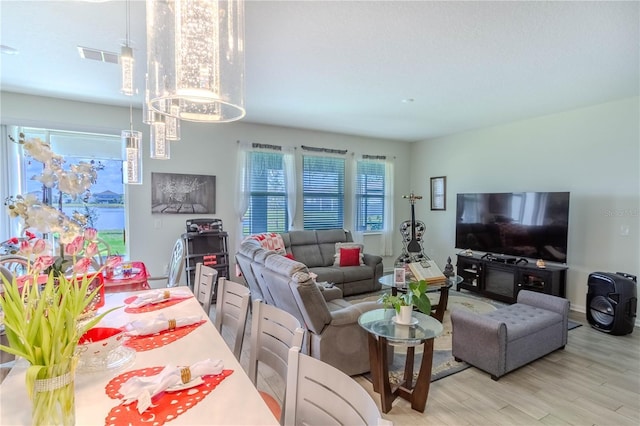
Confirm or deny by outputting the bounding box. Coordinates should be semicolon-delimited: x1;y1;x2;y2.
455;192;570;263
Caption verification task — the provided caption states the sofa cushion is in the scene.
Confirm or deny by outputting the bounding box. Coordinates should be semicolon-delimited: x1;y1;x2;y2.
340;265;373;282
333;242;364;266
309;267;344;285
484;303;563;342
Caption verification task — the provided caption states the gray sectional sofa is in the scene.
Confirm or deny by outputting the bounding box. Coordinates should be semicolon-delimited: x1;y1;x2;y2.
235;239;381;375
279;229;383;296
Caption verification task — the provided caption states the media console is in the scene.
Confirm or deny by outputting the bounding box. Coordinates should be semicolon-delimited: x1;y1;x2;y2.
456;253;567;304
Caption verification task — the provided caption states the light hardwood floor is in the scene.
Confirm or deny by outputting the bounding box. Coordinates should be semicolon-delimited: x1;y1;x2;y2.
223;306;640;426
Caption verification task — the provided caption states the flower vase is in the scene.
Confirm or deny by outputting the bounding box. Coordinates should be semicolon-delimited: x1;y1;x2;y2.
29;357;77;426
397;305;414;325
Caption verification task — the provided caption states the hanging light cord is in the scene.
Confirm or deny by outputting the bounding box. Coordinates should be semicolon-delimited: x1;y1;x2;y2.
125;0;130;47
129;104;134;132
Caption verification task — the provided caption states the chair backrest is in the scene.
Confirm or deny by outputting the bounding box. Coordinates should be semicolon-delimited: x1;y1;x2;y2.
194;263;217;316
166;238;185;287
284;346;392;426
214;277;251;360
90;237;112;268
0;255;29;279
261;254;332;335
248;299;305;386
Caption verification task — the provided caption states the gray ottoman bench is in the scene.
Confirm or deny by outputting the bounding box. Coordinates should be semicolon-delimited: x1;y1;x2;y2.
451;290;570;380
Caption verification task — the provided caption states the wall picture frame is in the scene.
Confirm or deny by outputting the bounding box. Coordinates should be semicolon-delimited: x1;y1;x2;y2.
151;172;216;214
430;176;446;211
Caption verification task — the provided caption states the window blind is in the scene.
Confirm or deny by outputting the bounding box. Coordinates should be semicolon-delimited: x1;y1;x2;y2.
302;156;345;230
243;151;288;234
355;160;385;231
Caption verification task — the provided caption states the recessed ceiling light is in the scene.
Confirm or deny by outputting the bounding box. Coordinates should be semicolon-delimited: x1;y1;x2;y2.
402;98;415;103
1;45;19;55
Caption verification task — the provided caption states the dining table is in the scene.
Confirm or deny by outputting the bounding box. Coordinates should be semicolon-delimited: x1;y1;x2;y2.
0;287;279;425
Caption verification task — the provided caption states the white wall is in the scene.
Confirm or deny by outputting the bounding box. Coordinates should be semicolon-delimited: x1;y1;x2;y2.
410;97;640;312
0;92;412;278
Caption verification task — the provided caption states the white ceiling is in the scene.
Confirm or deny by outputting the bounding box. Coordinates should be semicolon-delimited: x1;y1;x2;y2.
1;0;638;142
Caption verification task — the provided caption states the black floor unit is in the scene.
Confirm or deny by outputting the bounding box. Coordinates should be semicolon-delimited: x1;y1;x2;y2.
587;272;637;335
182;219;229;302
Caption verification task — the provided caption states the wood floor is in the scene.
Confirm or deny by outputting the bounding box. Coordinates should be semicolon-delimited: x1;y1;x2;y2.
230;307;640;426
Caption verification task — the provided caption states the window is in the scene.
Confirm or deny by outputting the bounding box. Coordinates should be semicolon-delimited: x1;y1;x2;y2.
355;160;385;231
242;151;288;235
13;127;127;256
302;156;345;230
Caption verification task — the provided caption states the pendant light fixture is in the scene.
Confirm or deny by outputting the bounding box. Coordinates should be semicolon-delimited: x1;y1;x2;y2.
146;0;246;123
145;73;172;160
122;105;143;184
120;0;134;96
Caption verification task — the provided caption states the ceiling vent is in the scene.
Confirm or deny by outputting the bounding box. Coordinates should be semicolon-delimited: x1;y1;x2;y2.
77;46;119;64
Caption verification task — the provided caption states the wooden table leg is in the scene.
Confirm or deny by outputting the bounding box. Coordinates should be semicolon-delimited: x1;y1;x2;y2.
403;346;415;389
367;332;380;393
432;285;450;322
378;337;394;414
410;338;435;412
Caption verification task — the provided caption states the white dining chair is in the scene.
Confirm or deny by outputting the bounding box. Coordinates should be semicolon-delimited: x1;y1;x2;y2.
214;277;251;360
248;299;305;421
148;238;185;288
0;255;29;281
284;346;393;426
193;263;218;317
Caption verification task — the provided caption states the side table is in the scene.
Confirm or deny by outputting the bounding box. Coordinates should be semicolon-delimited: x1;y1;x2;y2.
378;275;462;322
358;309;443;413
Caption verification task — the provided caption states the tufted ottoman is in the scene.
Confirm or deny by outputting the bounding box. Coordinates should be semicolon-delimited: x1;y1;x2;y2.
451;290;570;380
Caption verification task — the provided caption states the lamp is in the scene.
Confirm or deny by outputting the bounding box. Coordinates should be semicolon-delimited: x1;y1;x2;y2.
122;105;143;184
150;115;170;160
146;0;246;123
120;0;134;96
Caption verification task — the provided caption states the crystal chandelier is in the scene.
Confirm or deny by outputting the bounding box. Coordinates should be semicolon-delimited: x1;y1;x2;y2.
122;105;143;184
120;0;134;96
146;0;246;123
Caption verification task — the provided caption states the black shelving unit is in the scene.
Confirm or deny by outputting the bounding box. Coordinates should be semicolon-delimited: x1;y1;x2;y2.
182;219;229;301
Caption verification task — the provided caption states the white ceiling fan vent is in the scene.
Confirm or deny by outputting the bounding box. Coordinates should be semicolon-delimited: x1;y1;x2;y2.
77;46;119;64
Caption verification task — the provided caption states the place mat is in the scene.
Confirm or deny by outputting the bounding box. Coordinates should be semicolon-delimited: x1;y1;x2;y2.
124;321;206;352
104;366;233;426
123;296;188;314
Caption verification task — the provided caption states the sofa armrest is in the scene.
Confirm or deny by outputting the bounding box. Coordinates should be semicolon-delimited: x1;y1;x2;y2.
317;283;343;302
451;309;507;376
329;301;381;326
362;253;383;267
517;290;569;318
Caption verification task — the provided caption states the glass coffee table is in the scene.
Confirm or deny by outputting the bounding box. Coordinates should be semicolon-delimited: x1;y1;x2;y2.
378;274;462;322
358;309;443;413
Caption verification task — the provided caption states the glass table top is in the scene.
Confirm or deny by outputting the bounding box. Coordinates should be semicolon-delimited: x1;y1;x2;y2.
358;309;443;346
378;274;461;292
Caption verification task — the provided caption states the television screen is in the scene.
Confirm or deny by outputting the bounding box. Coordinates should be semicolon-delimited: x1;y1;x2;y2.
455;192;570;263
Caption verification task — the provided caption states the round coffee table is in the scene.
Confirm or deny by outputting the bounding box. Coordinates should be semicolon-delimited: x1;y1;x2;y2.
377;274;462;322
358;308;443;413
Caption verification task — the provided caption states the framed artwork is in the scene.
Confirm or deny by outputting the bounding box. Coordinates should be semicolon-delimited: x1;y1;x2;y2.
151;172;216;214
394;268;406;286
430;176;446;211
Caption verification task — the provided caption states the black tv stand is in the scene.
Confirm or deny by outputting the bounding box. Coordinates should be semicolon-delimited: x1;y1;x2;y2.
456;253;567;304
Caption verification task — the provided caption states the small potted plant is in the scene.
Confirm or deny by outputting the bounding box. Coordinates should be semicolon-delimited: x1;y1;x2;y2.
378;280;432;324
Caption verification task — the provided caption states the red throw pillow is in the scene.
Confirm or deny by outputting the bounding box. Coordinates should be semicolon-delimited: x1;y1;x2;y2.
339;247;361;267
284;253;295;260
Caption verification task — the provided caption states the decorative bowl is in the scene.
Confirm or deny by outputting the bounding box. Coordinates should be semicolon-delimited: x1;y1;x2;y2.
78;327;125;357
